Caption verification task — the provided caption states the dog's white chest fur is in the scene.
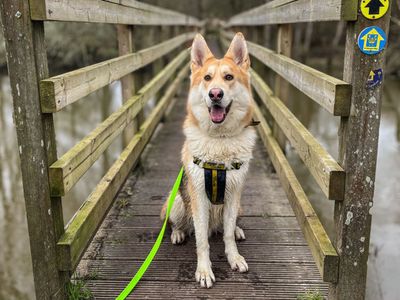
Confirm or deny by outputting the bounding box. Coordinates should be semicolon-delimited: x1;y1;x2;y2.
184;125;257;200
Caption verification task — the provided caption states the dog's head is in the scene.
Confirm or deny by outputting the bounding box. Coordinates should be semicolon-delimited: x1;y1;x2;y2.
187;33;253;136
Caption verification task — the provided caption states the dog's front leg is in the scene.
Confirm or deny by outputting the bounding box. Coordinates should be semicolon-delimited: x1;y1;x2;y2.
223;193;248;272
192;193;215;288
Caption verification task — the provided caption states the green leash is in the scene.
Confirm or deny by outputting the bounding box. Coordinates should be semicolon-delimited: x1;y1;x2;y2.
116;167;183;300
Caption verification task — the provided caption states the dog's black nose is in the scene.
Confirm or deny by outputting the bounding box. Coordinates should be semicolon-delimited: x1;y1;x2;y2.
209;88;224;101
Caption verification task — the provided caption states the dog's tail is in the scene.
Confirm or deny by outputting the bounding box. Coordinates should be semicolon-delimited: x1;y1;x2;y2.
160;195;169;221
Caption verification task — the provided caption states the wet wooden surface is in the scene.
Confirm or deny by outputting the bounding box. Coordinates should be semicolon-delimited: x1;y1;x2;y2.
78;88;328;299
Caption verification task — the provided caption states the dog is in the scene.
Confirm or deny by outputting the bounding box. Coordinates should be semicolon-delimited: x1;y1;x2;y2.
161;33;257;288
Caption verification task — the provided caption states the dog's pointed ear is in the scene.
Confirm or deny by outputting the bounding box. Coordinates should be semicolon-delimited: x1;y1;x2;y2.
224;32;250;69
191;34;213;71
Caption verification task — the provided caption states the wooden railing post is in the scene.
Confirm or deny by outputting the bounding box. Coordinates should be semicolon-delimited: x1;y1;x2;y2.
250;26;261;70
330;1;393;299
117;24;137;145
0;1;68;299
132;26;146;128
273;24;292;151
161;26;172;65
153;26;165;74
152;26;166;102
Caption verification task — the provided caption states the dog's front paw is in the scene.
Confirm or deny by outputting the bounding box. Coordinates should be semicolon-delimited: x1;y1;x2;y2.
195;263;215;288
228;254;248;273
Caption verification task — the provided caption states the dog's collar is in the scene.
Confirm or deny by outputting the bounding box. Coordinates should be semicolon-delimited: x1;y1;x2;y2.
193;156;243;171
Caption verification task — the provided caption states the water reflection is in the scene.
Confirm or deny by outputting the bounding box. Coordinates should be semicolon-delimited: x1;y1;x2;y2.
0;75;33;300
55;80;124;220
287;90;338;238
286;78;400;300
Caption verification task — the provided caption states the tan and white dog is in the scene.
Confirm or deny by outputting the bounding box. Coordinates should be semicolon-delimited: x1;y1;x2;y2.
161;33;257;288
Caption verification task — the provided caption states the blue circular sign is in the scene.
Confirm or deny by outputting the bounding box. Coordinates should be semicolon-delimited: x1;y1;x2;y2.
357;26;387;55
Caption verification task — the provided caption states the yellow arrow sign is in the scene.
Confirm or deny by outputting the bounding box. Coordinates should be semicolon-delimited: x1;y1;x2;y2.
361;0;389;20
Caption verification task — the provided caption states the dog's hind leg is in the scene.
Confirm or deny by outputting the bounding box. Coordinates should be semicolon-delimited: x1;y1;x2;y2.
162;193;188;244
235;226;246;241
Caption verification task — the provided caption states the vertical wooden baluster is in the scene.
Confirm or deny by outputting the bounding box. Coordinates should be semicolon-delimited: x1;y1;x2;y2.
253;26;269;80
330;1;393;299
153;25;165;103
264;25;275;87
273;24;293;152
253;25;275;139
117;24;137;146
133;26;146;128
154;25;165;75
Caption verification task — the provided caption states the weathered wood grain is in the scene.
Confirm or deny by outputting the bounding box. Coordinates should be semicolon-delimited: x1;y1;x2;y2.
78;259;322;282
251;70;345;201
0;1;68;298
330;2;393;298
89;241;315;262
273;24;292;150
29;0;201;25
56;65;189;271
107;201;294;218
117;24;136;146
40;32;195;112
49;50;189;197
227;0;358;26
94;228;307;246
254;105;338;283
85;280;327;299
101;215;302;231
221;31;352;116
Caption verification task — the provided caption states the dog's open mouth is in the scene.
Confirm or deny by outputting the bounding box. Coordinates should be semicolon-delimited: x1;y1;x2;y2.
208;101;232;124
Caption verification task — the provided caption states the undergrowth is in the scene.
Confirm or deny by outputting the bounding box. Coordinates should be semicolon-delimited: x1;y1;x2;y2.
297;289;324;300
66;278;92;300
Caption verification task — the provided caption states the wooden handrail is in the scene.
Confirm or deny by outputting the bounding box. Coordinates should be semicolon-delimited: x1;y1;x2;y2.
30;0;201;26
48;50;189;197
40;32;196;112
221;31;351;116
226;0;358;26
251;69;345;201
57;63;190;271
254;104;339;283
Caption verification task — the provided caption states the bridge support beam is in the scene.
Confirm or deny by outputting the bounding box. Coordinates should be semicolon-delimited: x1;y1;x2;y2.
330;1;393;299
0;0;68;299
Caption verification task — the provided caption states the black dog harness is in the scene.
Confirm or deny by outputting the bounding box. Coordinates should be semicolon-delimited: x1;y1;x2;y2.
193;157;243;205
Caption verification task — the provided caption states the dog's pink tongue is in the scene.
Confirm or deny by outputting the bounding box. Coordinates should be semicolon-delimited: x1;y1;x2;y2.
210;106;225;123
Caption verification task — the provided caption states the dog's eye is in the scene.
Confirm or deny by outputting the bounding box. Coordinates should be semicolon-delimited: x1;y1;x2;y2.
204;75;212;81
225;74;234;81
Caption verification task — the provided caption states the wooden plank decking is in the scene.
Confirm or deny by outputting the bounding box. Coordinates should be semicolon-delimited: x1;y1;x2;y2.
77;84;328;299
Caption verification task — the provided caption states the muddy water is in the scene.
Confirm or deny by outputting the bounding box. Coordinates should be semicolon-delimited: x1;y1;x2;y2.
0;73;399;299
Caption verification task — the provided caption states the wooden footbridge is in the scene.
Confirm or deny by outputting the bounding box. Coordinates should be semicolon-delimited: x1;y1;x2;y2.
0;0;393;299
